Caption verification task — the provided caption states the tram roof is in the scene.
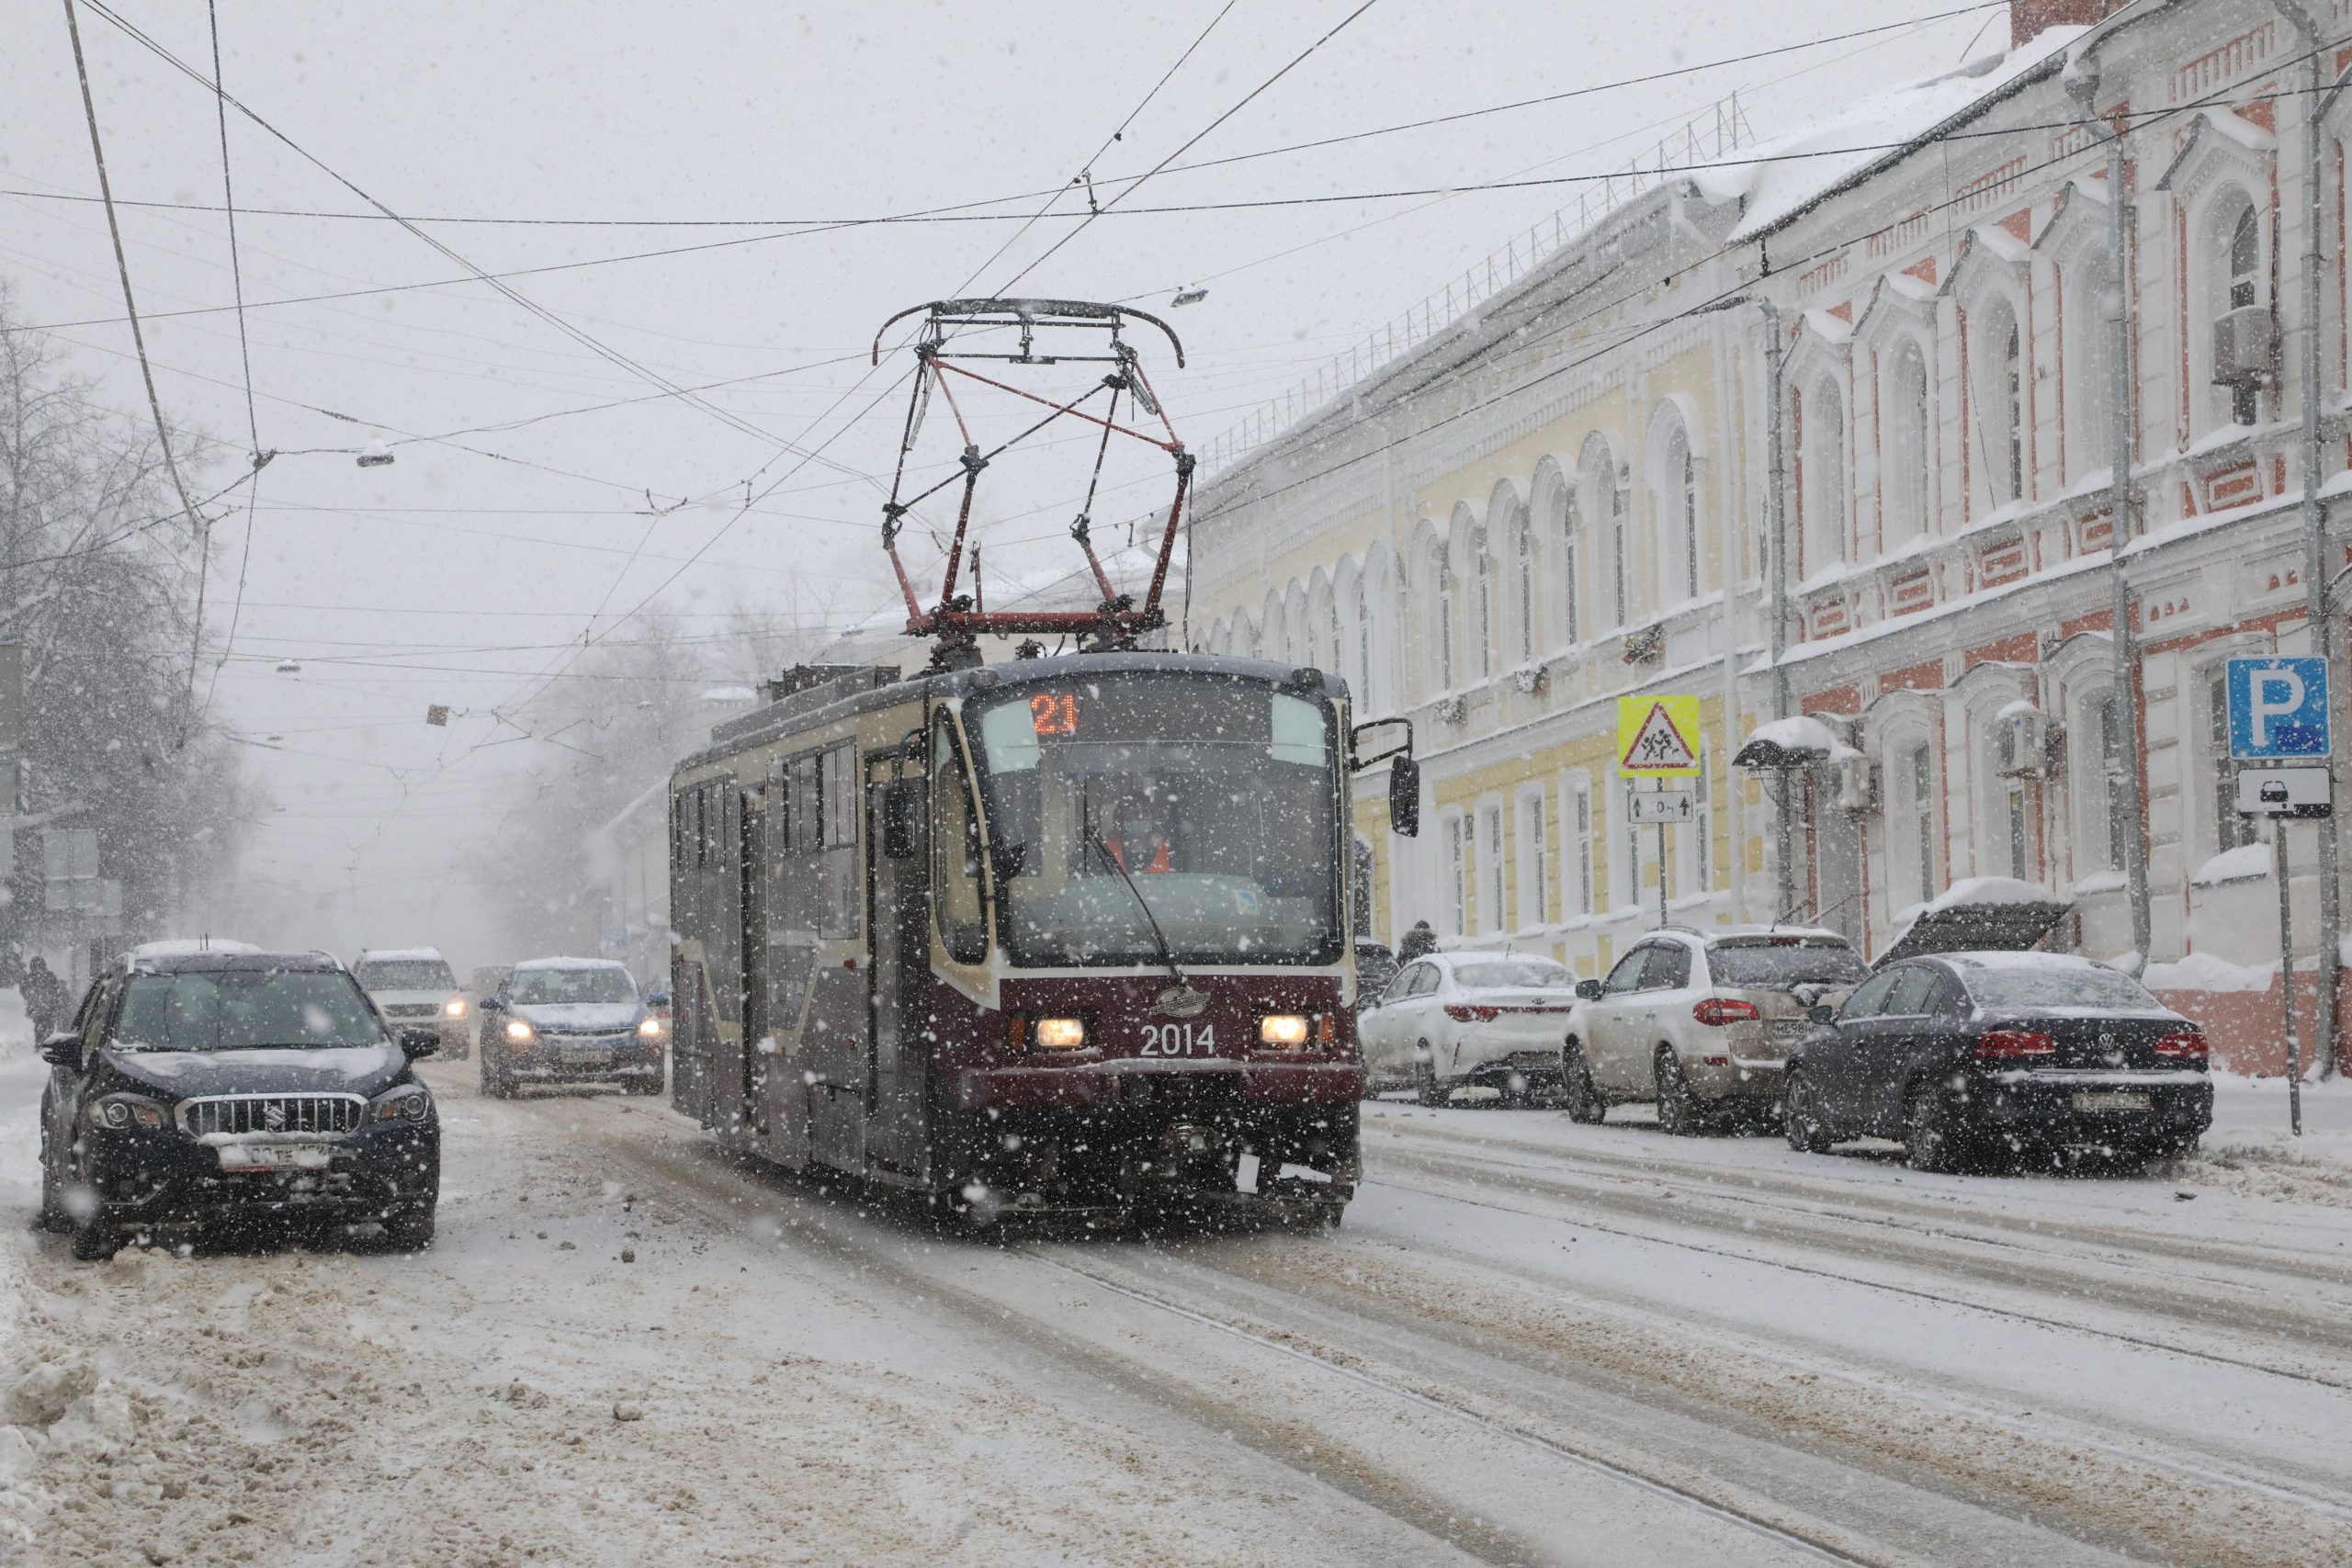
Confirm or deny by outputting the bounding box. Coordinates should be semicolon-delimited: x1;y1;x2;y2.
674;649;1342;777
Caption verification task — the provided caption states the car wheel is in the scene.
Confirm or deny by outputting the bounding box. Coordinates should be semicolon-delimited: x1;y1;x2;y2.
1560;1043;1607;1125
1904;1087;1971;1174
1413;1055;1448;1109
69;1212;120;1262
37;1122;69;1235
1654;1047;1705;1136
1781;1069;1834;1154
382;1205;436;1251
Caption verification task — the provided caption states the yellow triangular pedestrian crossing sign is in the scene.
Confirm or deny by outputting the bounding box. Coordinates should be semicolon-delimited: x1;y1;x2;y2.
1617;695;1702;776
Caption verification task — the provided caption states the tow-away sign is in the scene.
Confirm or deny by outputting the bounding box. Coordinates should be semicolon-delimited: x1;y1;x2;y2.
1617;695;1702;776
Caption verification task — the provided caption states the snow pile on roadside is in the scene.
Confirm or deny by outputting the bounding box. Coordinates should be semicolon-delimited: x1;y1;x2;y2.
2181;1075;2352;1207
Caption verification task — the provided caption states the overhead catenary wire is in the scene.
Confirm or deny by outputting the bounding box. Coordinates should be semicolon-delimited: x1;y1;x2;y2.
202;0;266;716
74;0;888;497
0;4;2008;236
58;0;212;734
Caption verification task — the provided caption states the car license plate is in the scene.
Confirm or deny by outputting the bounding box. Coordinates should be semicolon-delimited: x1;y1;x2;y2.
2072;1091;2151;1113
217;1142;333;1172
567;1049;612;1069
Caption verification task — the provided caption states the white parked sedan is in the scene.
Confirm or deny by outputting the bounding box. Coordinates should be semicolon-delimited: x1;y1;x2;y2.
1357;953;1581;1105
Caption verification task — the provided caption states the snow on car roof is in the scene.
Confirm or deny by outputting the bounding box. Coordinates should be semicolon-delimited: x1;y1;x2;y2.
512;955;629;971
130;938;263;960
1705;925;1850;944
1939;952;2114;972
356;947;446;962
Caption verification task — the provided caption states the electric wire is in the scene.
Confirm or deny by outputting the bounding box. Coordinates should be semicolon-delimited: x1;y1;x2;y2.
202;0;266;716
75;0;887;494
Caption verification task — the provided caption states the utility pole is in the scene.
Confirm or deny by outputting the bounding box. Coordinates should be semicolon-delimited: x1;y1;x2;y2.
2066;55;2152;975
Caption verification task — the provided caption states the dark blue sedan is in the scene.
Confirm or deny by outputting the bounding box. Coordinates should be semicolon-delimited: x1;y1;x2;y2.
1781;953;2212;1173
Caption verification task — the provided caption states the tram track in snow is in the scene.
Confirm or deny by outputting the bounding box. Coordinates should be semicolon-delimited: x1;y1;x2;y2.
1362;1111;2352;1292
1045;1217;2352;1568
1364;1138;2352;1387
552;1088;2352;1567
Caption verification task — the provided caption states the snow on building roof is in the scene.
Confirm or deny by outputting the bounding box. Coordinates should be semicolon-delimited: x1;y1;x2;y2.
1911;875;2061;914
698;686;758;704
1695;27;2087;242
512;955;630;971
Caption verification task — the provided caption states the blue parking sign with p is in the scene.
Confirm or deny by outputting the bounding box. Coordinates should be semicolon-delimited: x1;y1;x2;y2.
2228;657;2331;759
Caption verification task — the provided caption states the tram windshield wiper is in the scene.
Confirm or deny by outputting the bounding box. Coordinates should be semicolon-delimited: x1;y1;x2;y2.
1089;830;1187;986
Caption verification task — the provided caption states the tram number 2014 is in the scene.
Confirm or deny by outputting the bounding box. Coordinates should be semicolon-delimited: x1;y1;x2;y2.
1138;1022;1216;1056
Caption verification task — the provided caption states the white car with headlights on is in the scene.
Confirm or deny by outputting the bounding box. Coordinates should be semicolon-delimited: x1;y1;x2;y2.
1357;952;1581;1106
476;957;666;1098
353;947;471;1060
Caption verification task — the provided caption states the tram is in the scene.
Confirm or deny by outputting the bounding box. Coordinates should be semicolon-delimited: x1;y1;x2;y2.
662;297;1418;1226
667;653;1415;1224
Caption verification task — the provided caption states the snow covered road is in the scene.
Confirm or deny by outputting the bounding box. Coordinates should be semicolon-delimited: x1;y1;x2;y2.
4;1047;2349;1567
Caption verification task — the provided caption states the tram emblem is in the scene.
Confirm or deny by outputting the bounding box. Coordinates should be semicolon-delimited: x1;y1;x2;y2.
1151;985;1210;1019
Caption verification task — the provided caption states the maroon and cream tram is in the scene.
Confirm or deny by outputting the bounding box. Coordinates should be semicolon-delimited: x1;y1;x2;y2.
663;298;1417;1225
667;654;1417;1224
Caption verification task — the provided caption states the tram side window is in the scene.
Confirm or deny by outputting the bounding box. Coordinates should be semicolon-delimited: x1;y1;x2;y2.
933;727;987;963
819;743;859;939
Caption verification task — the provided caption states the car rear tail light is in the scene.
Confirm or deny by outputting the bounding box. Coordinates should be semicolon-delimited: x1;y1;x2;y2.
1444;1004;1500;1022
2153;1031;2209;1062
1691;998;1760;1026
1974;1030;2058;1060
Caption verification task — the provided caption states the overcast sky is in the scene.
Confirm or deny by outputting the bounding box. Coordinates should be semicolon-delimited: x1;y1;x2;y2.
0;0;2005;966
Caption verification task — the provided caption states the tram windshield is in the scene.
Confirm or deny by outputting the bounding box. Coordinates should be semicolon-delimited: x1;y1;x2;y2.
967;674;1343;967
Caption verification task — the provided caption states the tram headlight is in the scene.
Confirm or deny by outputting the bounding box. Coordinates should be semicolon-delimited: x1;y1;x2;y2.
1033;1017;1087;1050
1258;1014;1310;1048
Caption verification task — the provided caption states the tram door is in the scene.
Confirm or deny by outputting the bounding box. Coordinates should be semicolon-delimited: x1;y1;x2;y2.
864;752;932;1181
739;793;768;1129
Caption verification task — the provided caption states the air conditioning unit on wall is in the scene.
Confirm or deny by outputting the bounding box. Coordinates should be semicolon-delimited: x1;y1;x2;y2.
1997;709;2054;779
1836;756;1880;814
2212;306;2280;388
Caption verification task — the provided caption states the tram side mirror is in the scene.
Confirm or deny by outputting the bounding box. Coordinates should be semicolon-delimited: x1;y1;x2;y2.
883;781;922;860
1388;756;1421;838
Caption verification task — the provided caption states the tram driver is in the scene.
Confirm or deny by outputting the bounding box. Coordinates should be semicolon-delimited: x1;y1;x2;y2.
1103;804;1175;874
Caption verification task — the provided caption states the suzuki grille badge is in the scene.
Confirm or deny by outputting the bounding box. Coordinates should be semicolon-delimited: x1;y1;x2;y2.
263;1102;287;1131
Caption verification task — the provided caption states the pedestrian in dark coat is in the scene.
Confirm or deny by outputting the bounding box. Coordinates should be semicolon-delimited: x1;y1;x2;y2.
1396;920;1438;962
21;956;65;1043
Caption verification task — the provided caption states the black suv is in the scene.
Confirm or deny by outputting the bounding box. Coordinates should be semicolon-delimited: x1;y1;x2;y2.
37;947;443;1259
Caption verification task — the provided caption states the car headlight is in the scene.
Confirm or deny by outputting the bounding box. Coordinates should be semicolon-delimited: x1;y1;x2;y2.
443;998;468;1019
637;1017;663;1038
1259;1014;1310;1048
1033;1017;1086;1050
373;1086;433;1122
504;1019;536;1043
88;1093;167;1131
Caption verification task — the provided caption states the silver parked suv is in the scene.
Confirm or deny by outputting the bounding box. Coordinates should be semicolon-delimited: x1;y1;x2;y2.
1561;927;1870;1133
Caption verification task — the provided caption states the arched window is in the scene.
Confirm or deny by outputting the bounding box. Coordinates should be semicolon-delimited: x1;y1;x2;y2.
2065;254;2113;484
1472;527;1495;682
2228;206;2261;425
1580;436;1627;630
1674;430;1700;603
1433;550;1456;694
2084;690;2129;874
1653;414;1700;607
1479;802;1506;935
1516;788;1549;929
1976;301;2024;506
1886;341;1932;542
1804;378;1848;573
1898;738;1937;905
1553;484;1581;647
1510;504;1534;666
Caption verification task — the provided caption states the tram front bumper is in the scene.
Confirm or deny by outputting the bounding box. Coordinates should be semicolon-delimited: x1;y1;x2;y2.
955;1058;1363;1113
